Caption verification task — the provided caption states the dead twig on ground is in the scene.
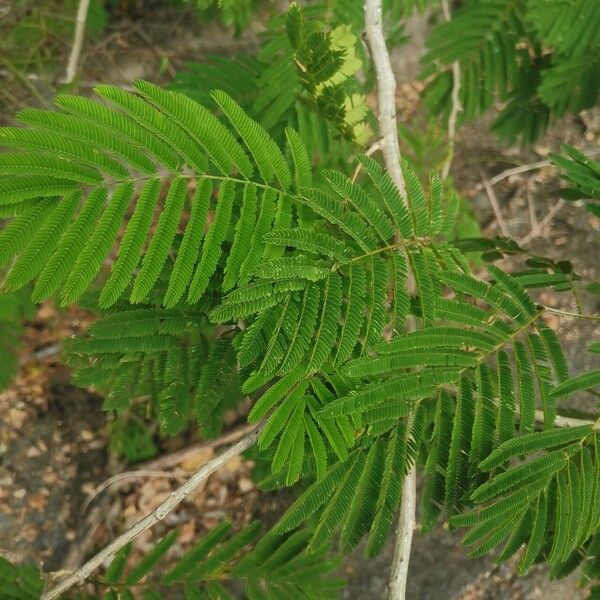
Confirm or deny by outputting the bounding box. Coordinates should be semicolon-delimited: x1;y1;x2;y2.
487;148;600;187
481;173;511;237
82;422;257;510
41;422;264;600
82;469;187;512
518;199;565;245
143;422;257;470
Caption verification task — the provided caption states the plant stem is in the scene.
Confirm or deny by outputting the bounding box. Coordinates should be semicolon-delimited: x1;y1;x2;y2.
64;0;90;85
364;0;408;204
542;305;600;321
388;417;417;600
440;0;461;181
40;423;264;600
364;1;415;598
535;410;595;429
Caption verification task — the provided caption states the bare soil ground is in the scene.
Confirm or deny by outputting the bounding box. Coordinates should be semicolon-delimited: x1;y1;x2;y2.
0;4;598;599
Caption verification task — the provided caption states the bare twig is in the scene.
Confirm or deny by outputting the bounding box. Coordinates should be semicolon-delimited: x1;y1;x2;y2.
351;139;383;182
536;410;598;428
488;148;600;187
518;199;565;245
481;147;598;243
64;0;91;85
525;180;539;233
489;159;552;186
364;1;415;598
83;469;187;513
135;422;257;471
542;304;600;321
83;422;257;510
41;423;264;600
481;174;510;237
440;0;461;181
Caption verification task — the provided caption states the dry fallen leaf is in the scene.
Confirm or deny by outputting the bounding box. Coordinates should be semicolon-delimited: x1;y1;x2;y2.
27;491;48;510
179;519;196;544
138;479;171;513
42;470;59;485
80;430;94;442
542;312;560;329
13;488;26;500
218;455;242;482
26;446;42;458
238;477;254;494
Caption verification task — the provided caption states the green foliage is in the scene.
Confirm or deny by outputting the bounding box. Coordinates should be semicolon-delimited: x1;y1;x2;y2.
0;557;43;600
1;77;598;577
451;427;600;571
66;303;242;452
0;289;34;390
162;522;342;597
275;423;411;557
270;265;596;555
422;0;600;144
189;0;260;33
551;145;600;218
284;5;372;143
1;81;287;308
2;523;342;599
171;3;373;147
1;3;600;596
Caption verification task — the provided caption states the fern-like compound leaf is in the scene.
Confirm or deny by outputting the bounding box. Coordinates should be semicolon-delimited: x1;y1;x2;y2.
481;426;595;472
188;181;235;303
357;154;413;238
212;90;291;188
323;170;395;243
307;272;343;371
135;80;253;178
130;178;187;303
100;178;161;308
3;190;79;291
63;182;133;305
223;184;258;291
163;179;213;307
551;370;600;400
263;228;351;263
